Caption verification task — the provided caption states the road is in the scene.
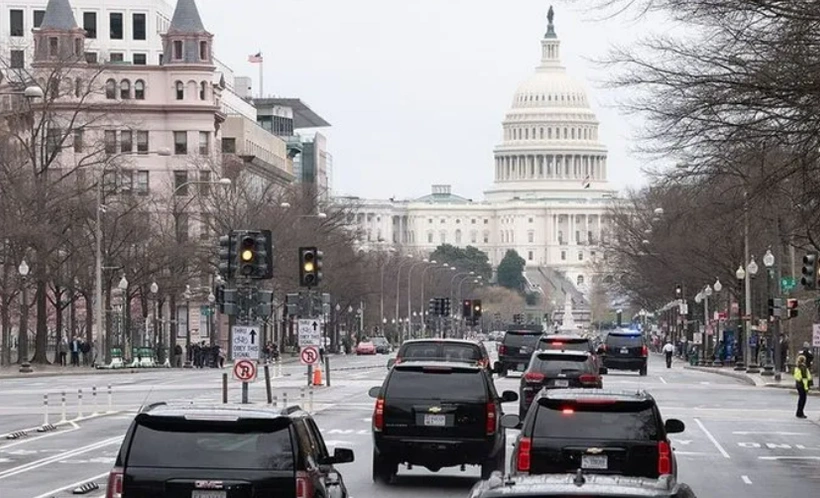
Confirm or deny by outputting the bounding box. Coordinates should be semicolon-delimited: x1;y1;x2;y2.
1;349;819;498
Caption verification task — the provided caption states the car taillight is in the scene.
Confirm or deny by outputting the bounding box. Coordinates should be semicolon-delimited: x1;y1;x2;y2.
296;471;310;498
373;397;385;432
658;440;671;475
642;345;649;357
498;345;507;355
516;437;532;473
486;402;497;435
523;372;545;383
105;468;123;498
578;374;598;385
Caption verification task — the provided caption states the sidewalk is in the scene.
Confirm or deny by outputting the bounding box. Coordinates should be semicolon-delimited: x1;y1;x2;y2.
680;360;820;396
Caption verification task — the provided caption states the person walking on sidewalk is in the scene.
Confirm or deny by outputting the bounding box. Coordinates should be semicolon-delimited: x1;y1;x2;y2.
794;355;812;419
663;341;675;369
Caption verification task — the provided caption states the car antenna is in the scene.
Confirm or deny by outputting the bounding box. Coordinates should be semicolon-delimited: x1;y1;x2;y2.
573;468;586;487
137;384;157;413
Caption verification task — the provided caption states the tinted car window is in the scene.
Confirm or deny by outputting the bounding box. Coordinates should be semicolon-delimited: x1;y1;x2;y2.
504;332;542;347
539;339;590;353
533;404;659;440
127;417;295;470
401;343;481;361
606;335;644;348
386;368;486;401
372;337;389;346
530;355;594;374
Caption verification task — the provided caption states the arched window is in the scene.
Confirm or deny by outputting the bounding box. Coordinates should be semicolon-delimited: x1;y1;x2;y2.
577;275;585;286
540;127;544;139
427;232;433;243
105;79;116;99
199;41;209;60
455;229;462;244
134;80;145;100
175;81;184;100
120;79;130;99
199;81;207;100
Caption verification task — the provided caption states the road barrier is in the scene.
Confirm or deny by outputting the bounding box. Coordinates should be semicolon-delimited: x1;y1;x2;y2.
37;384;116;427
77;389;83;418
42;394;48;426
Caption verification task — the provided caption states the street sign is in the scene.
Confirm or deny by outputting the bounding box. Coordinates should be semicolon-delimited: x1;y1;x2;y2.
813;324;820;348
232;325;260;360
233;359;257;382
300;346;319;365
781;277;797;293
297;319;322;347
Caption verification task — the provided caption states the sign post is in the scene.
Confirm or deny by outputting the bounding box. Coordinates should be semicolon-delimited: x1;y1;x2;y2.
232;326;260;403
298;319;323;386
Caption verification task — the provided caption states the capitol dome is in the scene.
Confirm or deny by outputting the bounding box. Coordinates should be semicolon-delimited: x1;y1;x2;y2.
486;7;610;202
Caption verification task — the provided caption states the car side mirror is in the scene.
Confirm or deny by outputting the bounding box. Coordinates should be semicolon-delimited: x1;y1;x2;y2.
367;386;381;398
387;358;396;369
500;413;521;429
501;390;518;403
321;447;355;465
597;345;606;355
492;361;502;373
665;418;685;434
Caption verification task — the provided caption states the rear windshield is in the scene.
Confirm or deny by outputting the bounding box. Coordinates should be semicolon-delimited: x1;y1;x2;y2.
539;339;590;352
606;334;644;348
504;332;542;347
533;403;659;440
372;337;389;346
530;355;594;375
400;343;481;361
387;368;486;401
127;417;295;470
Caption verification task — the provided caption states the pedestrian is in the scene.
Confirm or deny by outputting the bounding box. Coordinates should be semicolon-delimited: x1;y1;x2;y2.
58;337;68;366
663;340;674;369
794;355;812;419
70;336;81;366
799;342;814;370
174;344;183;368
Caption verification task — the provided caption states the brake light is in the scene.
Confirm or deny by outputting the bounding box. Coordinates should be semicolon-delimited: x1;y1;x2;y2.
373;397;385;432
550;341;564;346
486;402;497;436
658;441;671;475
578;374;599;385
516;437;532;473
523;372;545;383
561;408;575;415
642;345;648;357
105;468;123;498
296;472;309;498
498;345;507;355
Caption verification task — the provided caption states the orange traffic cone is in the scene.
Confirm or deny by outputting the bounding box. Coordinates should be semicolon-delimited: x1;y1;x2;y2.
312;366;323;386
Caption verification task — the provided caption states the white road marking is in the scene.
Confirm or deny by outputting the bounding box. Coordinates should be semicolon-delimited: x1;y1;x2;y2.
0;422;80;449
674;451;713;456
671;439;692;445
694;418;730;459
758;456;820;461
741;475;752;485
659;377;667;384
30;471;110;498
733;431;808;436
0;436;121;479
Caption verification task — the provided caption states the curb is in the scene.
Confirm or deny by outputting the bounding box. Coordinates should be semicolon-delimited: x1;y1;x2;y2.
683;365;756;386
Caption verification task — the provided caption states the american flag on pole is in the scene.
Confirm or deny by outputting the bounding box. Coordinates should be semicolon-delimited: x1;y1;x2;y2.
248;52;263;64
582;175;591;189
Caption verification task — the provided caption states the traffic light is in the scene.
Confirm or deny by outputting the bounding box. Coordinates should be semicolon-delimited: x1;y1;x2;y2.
234;230;273;279
429;298;438;316
801;253;818;290
218;233;234;279
787;298;799;319
299;246;321;287
675;284;682;299
768;298;782;318
442;298;451;317
473;299;482;318
462;299;473;318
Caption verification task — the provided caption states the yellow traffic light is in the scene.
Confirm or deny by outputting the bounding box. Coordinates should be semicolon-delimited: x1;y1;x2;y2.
241;249;254;262
304;261;315;272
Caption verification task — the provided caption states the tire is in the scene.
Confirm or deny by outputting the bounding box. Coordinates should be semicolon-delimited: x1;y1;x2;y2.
372;449;397;484
639;365;648;376
481;444;506;479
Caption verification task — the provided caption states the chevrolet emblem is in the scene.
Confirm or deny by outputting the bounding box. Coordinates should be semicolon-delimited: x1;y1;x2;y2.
586;448;604;454
428;406;442;413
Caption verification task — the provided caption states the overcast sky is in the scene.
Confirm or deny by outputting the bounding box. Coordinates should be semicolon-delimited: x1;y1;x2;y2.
197;0;659;200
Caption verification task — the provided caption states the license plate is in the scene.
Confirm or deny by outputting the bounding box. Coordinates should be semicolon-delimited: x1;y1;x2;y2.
554;380;569;387
424;414;446;426
517;364;526;371
581;455;608;469
620;347;629;354
192;492;226;498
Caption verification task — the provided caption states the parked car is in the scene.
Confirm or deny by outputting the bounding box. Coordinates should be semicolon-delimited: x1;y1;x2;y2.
388;338;492;372
519;350;602;417
497;329;544;376
106;402;355;498
356;341;377;355
601;330;649;376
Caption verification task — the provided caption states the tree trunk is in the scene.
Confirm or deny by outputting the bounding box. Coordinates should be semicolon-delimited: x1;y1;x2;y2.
31;278;50;364
157;297;165;363
17;286;29;364
169;294;177;364
53;286;63;363
84;293;93;347
70;292;77;340
1;293;10;366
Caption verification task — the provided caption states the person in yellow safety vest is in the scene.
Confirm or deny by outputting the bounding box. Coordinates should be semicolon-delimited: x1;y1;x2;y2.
794;355;812;419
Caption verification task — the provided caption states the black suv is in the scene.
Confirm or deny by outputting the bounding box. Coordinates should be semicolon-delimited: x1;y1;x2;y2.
519;351;602;417
602;330;648;376
538;334;605;374
468;472;698;498
506;389;684;479
498;329;543;376
388;338;492;371
106;403;354;498
368;361;518;482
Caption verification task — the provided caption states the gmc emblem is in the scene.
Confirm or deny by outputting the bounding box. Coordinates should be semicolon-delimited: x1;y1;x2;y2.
195;481;224;489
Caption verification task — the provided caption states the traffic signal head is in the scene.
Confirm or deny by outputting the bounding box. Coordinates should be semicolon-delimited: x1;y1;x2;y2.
429;298;437;316
462;299;472;318
801;253;818;290
675;284;682;298
238;235;255;275
218;233;233;279
787;298;799;319
443;298;451;316
233;230;273;279
473;299;482;318
299;247;321;287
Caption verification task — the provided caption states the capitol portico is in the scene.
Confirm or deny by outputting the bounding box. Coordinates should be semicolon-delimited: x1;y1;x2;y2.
336;8;616;301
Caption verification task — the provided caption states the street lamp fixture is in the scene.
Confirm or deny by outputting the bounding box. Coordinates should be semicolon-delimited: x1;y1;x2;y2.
118;275;129;291
18;260;29;277
747;257;759;276
695;292;703;304
713;278;722;292
763;249;775;268
653;207;664;215
736;264;746;280
207;291;216;304
280;202;291;208
150;281;159;294
704;285;713;297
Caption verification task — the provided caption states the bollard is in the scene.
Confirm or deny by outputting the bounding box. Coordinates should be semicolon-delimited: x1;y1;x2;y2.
77;389;83;419
272;394;278;409
309;386;314;413
325;355;331;387
283;392;289;408
300;388;305;408
43;394;49;426
107;384;112;412
276;360;282;378
92;386;98;416
60;391;67;423
222;373;228;404
264;365;272;404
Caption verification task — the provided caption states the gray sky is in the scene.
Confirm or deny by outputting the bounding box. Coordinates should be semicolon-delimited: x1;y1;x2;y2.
197;0;656;200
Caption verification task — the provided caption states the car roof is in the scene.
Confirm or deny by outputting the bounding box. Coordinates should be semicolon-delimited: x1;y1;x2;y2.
538;388;653;402
401;338;481;346
539;335;590;342
474;472;680;497
393;360;484;372
138;402;308;420
607;329;644;337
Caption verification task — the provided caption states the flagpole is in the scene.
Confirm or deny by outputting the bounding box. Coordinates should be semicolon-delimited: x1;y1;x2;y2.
259;50;264;98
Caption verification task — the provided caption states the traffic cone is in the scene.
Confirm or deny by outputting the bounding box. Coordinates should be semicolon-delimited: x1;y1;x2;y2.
312;366;323;386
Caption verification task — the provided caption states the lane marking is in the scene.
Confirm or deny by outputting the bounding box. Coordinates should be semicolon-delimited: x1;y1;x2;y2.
659;377;667;384
741;475;752;485
0;436;121;479
758;456;820;461
0;422;80;449
674;451;712;456
733;431;808;436
694;418;730;459
30;471;110;498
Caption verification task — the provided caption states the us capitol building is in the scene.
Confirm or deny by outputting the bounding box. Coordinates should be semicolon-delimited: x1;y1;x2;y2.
336;8;616;306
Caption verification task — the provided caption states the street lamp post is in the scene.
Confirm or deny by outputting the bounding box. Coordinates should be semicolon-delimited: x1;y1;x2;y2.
735;265;746;370
762;249;777;378
18;260;31;372
406;259;428;342
704;285;712;365
207;290;216;348
746;257;759;373
182;284;193;368
150;281;159;359
713;278;723;365
394;257;414;341
117;275;129;358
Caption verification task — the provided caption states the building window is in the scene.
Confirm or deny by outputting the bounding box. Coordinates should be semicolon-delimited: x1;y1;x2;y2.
104;130;117;154
135;171;149;195
199;170;211;195
83;12;96;38
439;231;446;244
134;80;145;99
470;231;477;244
176;213;189;242
528;251;533;261
174;131;187;155
85;52;98;64
484;219;488;224
120;130;132;153
136;131;148;153
483;232;489;243
73;129;83;152
529;217;533;223
428;218;433;224
199;81;206;100
528;231;534;243
105;79;116;99
9;10;23;37
10;50;24;69
471;219;476;224
456;219;461;224
199;132;210;155
427;232;433;243
221;137;236;153
117;170;133;193
173;40;183;60
110;13;123;40
440;219;445;224
119;79;130;99
577;275;585;286
199;41;208;60
109;52;124;63
49;37;59;57
558;230;564;245
133;53;146;65
199;216;210;240
175;81;184;100
132;13;146;40
578;252;584;261
561;251;566;261
455;229;462;244
588;231;594;244
575;230;580;243
34;10;45;28
174;171;188;195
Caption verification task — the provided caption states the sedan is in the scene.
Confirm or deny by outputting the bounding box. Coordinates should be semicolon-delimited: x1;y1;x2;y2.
356;341;377;355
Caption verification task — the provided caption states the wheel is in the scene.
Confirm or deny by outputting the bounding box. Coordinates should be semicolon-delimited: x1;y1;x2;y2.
481;445;506;479
639;365;648;376
372;449;397;484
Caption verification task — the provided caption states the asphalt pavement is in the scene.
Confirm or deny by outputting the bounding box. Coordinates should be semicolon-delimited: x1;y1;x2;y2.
1;348;819;498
